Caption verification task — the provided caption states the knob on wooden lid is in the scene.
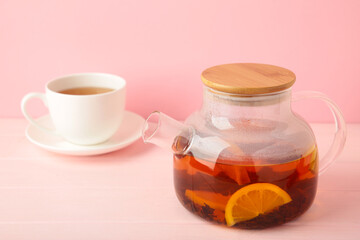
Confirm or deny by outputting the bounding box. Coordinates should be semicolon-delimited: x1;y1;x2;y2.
201;63;296;94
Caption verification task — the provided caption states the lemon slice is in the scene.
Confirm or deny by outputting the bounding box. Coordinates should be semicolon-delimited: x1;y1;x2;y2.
225;183;292;226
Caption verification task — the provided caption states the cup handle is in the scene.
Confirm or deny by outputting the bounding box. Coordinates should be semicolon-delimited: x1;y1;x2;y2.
21;92;57;135
292;91;347;174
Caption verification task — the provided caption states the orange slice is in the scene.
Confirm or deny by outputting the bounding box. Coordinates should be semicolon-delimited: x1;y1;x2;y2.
185;190;231;211
297;146;318;180
225;183;292;226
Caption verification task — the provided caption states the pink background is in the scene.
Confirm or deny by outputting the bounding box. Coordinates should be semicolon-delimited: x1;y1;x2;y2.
0;0;359;122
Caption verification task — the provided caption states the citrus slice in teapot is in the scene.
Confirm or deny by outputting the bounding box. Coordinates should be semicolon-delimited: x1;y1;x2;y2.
225;183;292;226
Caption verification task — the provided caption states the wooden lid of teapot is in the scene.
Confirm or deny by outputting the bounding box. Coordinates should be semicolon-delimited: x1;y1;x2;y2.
201;63;296;94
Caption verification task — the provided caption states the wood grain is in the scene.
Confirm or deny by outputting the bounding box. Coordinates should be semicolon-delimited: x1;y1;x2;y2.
201;63;296;94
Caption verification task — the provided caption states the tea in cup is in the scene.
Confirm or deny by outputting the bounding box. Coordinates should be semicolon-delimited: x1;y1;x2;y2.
21;73;126;145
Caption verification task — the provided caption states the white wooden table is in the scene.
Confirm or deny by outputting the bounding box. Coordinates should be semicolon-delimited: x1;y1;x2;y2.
0;119;359;239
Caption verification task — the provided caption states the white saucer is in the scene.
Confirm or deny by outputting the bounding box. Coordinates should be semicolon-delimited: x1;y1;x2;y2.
25;111;145;156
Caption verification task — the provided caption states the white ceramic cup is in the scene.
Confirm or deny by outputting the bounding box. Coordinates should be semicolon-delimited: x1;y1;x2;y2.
21;73;126;145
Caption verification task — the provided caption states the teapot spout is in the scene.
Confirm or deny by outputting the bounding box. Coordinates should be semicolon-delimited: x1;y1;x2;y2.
142;111;194;154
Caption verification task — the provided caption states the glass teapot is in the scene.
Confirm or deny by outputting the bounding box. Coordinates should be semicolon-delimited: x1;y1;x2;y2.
142;63;346;229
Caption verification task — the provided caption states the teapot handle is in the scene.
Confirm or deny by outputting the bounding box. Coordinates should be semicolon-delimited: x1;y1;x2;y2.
292;91;347;174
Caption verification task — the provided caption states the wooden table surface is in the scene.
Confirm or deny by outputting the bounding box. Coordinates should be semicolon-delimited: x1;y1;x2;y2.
0;118;359;240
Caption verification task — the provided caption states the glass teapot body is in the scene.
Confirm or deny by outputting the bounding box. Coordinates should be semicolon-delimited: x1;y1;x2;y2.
173;87;318;228
142;63;346;229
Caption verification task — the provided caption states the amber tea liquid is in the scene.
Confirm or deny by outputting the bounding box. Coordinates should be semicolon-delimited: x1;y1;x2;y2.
173;146;318;229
